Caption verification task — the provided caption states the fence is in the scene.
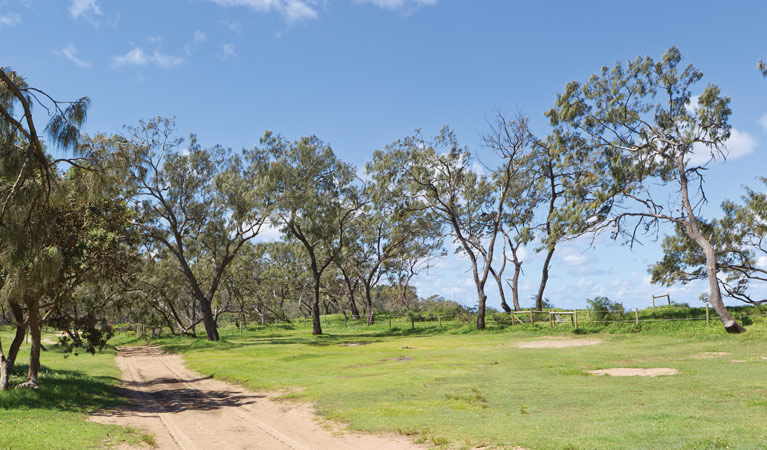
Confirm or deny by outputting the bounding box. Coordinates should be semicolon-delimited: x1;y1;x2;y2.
118;305;767;337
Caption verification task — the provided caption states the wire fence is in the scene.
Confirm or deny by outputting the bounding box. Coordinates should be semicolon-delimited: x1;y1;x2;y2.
115;305;767;337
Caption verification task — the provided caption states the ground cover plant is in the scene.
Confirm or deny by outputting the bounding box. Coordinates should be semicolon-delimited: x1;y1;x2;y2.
129;314;767;450
0;331;145;450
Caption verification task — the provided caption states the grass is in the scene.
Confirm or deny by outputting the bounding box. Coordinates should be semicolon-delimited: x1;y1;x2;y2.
127;311;767;450
0;331;145;450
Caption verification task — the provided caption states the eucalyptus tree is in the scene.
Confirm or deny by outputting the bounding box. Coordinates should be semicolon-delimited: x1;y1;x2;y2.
386;127;512;330
0;68;102;389
547;47;744;332
336;154;444;325
124;118;274;341
482;114;540;312
265;132;363;335
651;178;767;305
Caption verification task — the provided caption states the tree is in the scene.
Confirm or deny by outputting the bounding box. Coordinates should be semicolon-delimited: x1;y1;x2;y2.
482;113;539;312
336;153;443;325
124;118;273;341
0;68;98;389
387;127;510;330
651;178;767;305
548;47;745;333
266;132;362;335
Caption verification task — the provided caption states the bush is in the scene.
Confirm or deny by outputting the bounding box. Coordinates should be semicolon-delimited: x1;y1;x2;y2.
586;296;623;321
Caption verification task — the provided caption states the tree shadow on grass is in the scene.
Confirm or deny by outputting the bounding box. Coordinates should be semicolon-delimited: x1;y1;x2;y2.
0;363;124;413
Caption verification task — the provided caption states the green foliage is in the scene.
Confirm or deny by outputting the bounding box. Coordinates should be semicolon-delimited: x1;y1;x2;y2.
586;296;623;321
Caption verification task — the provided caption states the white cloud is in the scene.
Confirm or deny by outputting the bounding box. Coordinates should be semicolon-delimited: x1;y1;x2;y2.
220;19;243;33
69;0;101;19
759;114;767;132
355;0;437;11
112;46;183;69
208;0;318;22
193;30;208;43
688;128;757;166
55;43;91;68
0;12;21;28
758;256;767;269
222;43;237;58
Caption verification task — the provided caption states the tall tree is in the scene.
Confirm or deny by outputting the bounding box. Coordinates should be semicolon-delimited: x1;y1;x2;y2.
388;128;510;330
266;132;362;335
548;47;744;332
482;113;539;312
0;68;94;389
124;118;273;341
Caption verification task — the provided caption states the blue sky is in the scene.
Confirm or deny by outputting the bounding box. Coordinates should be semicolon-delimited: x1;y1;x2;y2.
2;0;766;310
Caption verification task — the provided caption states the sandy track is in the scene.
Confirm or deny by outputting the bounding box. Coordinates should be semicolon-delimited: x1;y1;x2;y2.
92;346;422;450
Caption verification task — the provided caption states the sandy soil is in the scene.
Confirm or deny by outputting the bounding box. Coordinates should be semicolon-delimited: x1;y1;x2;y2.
91;346;424;450
515;338;602;349
587;368;678;377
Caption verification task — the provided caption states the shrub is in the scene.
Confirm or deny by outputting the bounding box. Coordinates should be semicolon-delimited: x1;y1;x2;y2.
586;296;623;321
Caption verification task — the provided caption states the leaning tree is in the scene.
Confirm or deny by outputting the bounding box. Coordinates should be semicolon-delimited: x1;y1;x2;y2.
548;47;745;332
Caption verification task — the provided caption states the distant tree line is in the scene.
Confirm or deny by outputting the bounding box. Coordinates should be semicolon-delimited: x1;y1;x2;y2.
1;47;766;388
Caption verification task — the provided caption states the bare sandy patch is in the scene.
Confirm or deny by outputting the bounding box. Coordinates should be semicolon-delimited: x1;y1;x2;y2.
91;346;424;450
516;338;602;349
587;368;678;377
690;352;729;359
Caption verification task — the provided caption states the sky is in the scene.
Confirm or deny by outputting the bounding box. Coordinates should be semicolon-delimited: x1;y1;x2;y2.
1;0;766;310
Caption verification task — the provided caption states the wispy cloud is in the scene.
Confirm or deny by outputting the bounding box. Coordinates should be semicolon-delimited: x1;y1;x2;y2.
208;0;318;22
69;0;119;27
220;19;243;33
69;0;101;19
193;30;208;43
355;0;437;12
185;30;209;55
112;46;183;69
688;128;758;165
759;114;767;132
0;12;22;28
55;43;91;68
221;43;237;58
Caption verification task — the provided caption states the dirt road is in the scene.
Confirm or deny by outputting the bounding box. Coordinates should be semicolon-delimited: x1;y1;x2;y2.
92;346;422;450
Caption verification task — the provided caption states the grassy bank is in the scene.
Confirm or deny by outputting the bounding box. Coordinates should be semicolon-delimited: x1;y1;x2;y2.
129;313;767;449
0;332;145;450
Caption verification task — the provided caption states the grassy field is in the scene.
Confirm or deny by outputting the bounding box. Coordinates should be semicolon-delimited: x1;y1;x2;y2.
125;310;767;450
0;331;146;450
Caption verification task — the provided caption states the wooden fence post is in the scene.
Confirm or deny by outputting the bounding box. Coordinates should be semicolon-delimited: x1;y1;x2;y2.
706;304;710;327
652;296;655;309
438;314;442;328
586;307;591;321
410;315;415;330
635;308;639;325
549;312;553;328
388;317;392;329
574;311;578;329
529;309;534;329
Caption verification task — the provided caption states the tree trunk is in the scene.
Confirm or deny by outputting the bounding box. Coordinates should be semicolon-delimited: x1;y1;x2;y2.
535;246;555;311
677;157;744;333
199;298;219;341
693;234;745;333
364;285;375;325
511;262;522;311
476;289;487;330
311;275;322;335
490;268;512;313
349;295;361;320
18;301;41;389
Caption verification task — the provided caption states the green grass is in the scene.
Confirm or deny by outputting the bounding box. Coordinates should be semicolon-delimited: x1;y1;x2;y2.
0;331;145;450
132;314;767;450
